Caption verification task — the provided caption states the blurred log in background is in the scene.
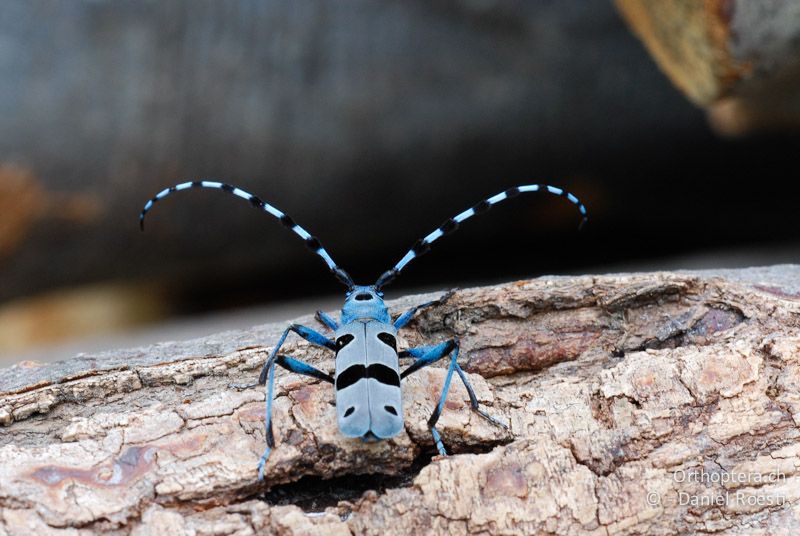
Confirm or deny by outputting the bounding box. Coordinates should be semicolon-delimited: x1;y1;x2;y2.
617;0;800;135
1;0;800;364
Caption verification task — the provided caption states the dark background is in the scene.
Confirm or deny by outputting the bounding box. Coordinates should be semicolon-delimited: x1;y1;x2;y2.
1;1;798;353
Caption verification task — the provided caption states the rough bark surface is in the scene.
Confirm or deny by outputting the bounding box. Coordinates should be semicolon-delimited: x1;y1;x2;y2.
1;266;800;535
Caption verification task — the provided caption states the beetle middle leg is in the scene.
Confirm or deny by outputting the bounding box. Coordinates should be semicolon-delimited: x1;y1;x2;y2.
230;323;335;390
255;353;334;480
401;339;507;455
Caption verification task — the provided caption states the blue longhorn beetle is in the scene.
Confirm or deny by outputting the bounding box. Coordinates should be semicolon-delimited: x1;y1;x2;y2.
140;181;587;480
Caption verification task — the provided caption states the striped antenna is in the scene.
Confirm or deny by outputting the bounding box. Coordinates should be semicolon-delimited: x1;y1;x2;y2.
375;184;587;289
140;181;354;288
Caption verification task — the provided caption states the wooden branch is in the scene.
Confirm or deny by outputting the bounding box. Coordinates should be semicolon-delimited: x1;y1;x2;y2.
2;267;800;534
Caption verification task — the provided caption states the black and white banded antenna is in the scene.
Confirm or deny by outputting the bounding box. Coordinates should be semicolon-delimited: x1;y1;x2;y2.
375;184;587;289
139;181;354;288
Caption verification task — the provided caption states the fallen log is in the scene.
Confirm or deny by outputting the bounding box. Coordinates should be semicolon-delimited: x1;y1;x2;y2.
1;267;799;534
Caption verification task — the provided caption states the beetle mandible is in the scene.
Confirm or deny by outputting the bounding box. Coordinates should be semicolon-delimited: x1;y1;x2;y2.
140;181;587;479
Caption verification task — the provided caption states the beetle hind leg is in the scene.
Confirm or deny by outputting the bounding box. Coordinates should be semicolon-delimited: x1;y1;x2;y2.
424;339;461;456
403;340;508;454
454;366;509;430
402;343;507;432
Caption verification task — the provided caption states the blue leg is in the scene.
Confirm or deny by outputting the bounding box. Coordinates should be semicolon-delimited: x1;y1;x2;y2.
276;355;334;384
393;289;455;329
229;323;333;481
399;340;459;454
258;353;278;480
254;324;334;385
257;354;333;481
230;323;334;389
399;344;436;361
315;310;339;331
453;366;507;429
400;340;456;378
425;340;460;455
401;341;507;443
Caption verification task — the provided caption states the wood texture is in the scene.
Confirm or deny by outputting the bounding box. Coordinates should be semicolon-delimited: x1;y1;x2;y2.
2;267;800;534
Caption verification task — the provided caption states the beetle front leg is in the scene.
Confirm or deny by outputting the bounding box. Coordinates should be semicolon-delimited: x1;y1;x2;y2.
315;310;339;331
393;289;455;329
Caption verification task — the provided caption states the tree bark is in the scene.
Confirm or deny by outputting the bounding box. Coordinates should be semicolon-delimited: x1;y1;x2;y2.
2;267;800;534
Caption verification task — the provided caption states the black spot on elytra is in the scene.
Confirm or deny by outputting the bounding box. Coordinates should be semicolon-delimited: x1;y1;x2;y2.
367;364;400;387
336;365;365;390
335;334;355;351
377;332;397;352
